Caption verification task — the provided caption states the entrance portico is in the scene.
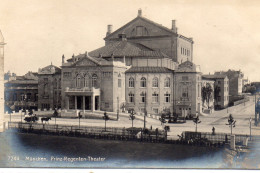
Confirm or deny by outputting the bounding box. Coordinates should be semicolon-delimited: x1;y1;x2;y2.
65;87;101;112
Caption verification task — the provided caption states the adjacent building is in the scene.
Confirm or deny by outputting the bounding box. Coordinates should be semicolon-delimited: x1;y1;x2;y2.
4;71;38;112
38;64;62;110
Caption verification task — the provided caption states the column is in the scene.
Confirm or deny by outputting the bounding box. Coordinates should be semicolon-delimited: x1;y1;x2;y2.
91;94;95;112
98;96;101;110
75;96;77;110
83;96;85;113
66;96;69;110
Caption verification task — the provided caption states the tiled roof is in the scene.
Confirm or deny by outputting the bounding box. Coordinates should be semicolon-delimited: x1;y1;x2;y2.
88;41;169;58
202;74;227;79
126;67;173;73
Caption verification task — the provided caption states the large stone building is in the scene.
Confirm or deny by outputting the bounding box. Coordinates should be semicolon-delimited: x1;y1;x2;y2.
60;9;200;117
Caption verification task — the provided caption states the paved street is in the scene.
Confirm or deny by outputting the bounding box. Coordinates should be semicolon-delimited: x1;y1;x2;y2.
4;96;260;140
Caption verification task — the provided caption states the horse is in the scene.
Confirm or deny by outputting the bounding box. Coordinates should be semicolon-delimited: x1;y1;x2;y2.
24;115;38;123
41;117;51;124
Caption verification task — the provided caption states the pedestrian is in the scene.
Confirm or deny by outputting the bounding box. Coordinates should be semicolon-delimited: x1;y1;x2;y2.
212;126;215;135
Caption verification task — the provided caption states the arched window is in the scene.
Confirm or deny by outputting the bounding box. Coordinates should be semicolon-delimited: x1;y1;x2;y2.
129;77;134;88
164;77;170;87
84;75;88;87
140;92;146;103
152;77;158;87
76;74;81;88
152;92;159;103
140;77;146;88
92;74;98;88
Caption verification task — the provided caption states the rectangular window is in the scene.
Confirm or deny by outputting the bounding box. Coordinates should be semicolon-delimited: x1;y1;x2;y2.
152;93;159;103
63;72;71;77
153;108;159;114
129;93;134;103
182;76;188;81
164;93;170;103
118;79;121;88
136;26;143;36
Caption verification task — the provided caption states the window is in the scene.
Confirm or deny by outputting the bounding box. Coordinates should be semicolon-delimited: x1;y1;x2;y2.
152;77;158;87
63;72;71;77
27;93;31;101
140;92;146;103
140;77;146;87
218;81;221;85
76;75;81;88
198;84;200;97
53;79;57;89
92;74;98;88
182;86;188;97
118;79;122;88
84;75;88;87
164;92;170;103
129;77;134;88
164;77;170;87
136;26;143;36
153;108;159;114
129;92;134;103
20;93;25;101
152;92;159;103
182;76;188;81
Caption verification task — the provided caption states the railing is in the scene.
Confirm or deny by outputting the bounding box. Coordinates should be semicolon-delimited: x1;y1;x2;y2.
183;131;249;144
8;122;166;141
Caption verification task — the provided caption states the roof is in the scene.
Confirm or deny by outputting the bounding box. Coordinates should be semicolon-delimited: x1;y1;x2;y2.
202;74;227;79
126;67;173;73
38;64;61;74
104;15;193;43
6;79;38;84
88;41;169;58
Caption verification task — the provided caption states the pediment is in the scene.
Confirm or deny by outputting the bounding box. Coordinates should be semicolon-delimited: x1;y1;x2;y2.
105;17;174;40
75;57;99;67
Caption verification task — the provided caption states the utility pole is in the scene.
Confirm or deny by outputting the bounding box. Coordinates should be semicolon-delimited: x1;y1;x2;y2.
250;117;252;141
117;96;119;121
144;93;147;129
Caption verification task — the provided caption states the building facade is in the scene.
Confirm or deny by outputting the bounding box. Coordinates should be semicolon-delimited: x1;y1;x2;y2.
202;74;229;109
4;71;38;112
38;64;62;110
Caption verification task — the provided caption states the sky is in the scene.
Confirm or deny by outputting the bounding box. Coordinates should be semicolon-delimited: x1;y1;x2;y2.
1;0;260;81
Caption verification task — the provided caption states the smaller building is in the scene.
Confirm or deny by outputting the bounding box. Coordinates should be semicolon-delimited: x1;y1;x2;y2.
38;64;62;110
4;71;38;112
202;74;229;109
173;61;202;117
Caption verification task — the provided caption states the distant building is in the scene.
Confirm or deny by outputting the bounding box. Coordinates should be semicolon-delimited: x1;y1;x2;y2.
215;70;244;98
38;64;62;110
4;71;38;112
202;74;229;109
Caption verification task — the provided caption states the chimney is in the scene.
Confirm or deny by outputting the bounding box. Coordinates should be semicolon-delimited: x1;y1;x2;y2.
138;9;142;17
85;51;88;57
62;54;65;63
172;20;177;33
106;25;113;36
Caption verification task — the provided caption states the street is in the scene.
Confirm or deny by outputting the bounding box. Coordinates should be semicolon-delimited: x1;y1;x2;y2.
4;96;260;140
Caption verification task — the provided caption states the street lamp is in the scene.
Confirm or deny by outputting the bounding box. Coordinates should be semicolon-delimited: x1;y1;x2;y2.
250;117;252;141
117;97;119;121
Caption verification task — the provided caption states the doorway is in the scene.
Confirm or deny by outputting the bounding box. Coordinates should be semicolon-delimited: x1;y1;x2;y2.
85;96;91;110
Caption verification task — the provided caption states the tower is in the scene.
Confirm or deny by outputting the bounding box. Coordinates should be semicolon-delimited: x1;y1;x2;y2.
0;30;5;128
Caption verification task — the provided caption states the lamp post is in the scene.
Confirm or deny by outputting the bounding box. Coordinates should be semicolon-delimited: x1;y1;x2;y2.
250;117;252;141
117;97;119;121
255;92;257;126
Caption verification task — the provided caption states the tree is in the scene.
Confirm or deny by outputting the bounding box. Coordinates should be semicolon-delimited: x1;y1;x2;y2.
128;109;136;128
193;115;201;132
202;83;213;109
103;112;110;131
226;114;236;134
53;109;59;125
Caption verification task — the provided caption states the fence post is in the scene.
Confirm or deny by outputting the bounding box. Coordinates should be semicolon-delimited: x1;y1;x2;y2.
230;135;236;150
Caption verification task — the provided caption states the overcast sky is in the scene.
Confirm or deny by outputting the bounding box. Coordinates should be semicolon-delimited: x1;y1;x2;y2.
1;0;260;81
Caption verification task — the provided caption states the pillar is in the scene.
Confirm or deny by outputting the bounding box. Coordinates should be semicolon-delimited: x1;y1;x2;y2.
91;94;95;112
83;96;85;113
98;96;101;110
66;96;69;110
75;96;77;110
